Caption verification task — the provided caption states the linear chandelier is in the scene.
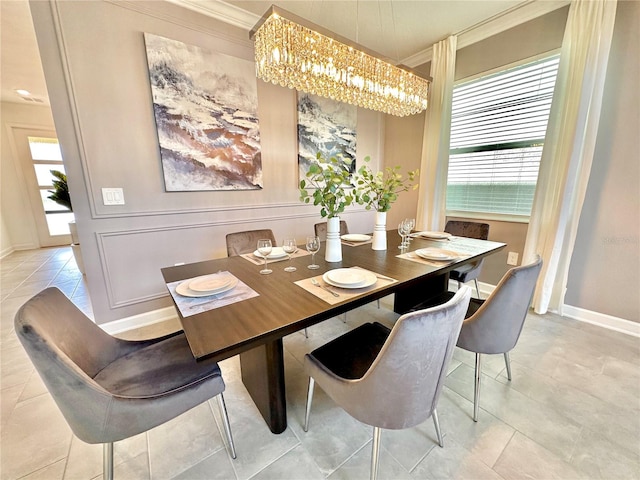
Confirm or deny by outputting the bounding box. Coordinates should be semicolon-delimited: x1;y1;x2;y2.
250;6;430;117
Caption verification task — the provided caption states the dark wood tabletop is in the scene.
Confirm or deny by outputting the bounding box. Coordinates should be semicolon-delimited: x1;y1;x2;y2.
161;229;505;433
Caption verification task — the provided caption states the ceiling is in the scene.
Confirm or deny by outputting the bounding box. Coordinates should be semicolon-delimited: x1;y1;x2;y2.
1;0;567;107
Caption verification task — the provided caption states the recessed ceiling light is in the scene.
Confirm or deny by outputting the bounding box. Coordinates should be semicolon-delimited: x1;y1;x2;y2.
16;89;31;96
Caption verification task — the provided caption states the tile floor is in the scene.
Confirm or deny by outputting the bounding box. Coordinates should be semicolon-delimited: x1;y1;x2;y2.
1;246;639;480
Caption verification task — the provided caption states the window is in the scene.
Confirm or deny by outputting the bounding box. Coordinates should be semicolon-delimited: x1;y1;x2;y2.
446;54;560;217
27;136;74;236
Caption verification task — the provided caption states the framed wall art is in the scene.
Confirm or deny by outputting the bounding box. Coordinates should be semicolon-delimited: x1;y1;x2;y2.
144;33;262;191
297;92;356;182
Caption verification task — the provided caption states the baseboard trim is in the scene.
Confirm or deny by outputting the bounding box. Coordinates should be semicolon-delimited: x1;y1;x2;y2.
0;246;14;259
99;306;178;335
563;305;640;338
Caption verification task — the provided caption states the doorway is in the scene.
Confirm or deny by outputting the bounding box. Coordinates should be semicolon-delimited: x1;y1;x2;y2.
12;127;73;247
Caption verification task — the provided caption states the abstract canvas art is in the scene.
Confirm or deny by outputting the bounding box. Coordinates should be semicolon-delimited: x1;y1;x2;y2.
144;33;262;191
297;92;356;181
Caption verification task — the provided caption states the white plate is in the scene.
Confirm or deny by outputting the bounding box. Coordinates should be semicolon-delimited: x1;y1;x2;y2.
253;247;288;259
188;273;234;293
415;231;451;240
176;277;238;297
323;269;377;289
415;248;458;261
341;234;371;242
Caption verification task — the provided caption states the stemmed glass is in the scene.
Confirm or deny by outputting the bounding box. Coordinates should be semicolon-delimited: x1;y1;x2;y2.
405;218;416;245
257;239;273;275
282;237;297;272
306;236;320;270
398;220;410;249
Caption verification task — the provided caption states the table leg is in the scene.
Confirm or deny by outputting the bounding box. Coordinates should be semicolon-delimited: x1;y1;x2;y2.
239;339;287;434
393;273;450;314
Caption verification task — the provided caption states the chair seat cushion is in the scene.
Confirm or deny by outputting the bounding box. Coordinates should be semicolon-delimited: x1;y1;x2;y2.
308;322;391;380
450;263;479;283
93;332;223;398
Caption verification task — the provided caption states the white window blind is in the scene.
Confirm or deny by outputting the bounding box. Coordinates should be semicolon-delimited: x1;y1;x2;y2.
446;54;560;216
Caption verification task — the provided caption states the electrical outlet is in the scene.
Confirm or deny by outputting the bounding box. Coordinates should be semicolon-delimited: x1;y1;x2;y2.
507;252;519;266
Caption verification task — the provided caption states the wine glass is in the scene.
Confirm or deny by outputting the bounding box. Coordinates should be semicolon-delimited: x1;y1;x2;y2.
282;237;297;272
405;218;416;245
257;239;273;275
398;220;409;249
306;236;320;270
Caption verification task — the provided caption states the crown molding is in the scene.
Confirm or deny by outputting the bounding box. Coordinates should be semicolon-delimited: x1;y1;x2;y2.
165;0;260;30
402;0;570;68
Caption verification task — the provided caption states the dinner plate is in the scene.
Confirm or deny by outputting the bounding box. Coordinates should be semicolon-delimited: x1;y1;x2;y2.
253;247;288;259
341;234;372;242
188;273;235;293
415;231;452;240
323;268;377;289
176;277;239;297
415;248;458;261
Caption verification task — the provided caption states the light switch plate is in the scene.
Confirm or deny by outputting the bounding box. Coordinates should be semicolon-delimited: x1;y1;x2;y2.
102;188;125;205
507;251;519;266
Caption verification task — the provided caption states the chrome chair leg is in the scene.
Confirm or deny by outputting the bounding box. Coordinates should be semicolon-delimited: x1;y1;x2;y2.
432;409;443;447
217;393;237;459
304;328;308;338
342;313;347;323
377;299;380;309
303;377;315;432
371;426;381;480
473;353;482;422
103;442;114;480
474;279;481;298
504;351;512;381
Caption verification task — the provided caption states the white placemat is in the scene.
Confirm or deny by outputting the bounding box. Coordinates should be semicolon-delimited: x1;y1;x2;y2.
241;248;311;266
294;266;397;305
167;271;258;317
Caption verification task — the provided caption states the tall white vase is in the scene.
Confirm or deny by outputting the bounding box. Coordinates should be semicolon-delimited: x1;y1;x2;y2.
372;211;387;251
325;216;342;262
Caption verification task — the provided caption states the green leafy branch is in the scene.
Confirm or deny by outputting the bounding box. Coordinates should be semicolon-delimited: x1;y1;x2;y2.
354;156;419;212
299;152;355;218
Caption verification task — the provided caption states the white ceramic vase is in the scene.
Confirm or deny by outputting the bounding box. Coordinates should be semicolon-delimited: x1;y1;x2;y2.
372;211;387;250
325;216;342;262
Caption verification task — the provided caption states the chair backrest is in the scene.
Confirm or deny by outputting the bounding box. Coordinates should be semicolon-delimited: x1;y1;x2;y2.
457;255;543;355
225;229;276;256
14;287;134;443
314;220;349;241
444;220;489;240
342;286;471;430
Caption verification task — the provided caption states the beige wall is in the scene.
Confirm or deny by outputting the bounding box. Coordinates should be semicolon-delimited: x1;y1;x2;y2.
0;102;56;253
564;0;640;322
29;0;380;323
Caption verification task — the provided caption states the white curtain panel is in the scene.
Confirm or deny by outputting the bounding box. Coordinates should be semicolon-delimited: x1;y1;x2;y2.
416;35;457;231
523;0;617;314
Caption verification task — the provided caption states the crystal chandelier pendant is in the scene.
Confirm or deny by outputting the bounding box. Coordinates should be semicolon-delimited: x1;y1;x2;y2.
250;6;430;117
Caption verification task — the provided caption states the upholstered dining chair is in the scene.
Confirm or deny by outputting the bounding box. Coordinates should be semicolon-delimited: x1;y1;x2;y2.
314;220;349;241
444;220;490;298
456;255;543;421
225;228;277;257
303;286;472;480
14;287;237;480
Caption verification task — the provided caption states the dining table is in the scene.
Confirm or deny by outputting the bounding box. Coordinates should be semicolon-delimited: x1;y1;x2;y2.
161;229;505;434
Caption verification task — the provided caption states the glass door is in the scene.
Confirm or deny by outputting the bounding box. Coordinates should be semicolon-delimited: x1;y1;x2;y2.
13;128;74;247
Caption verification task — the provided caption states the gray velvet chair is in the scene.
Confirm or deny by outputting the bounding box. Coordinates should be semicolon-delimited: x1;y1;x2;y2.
303;286;472;480
444;220;490;298
457;255;543;421
14;287;237;480
225;229;276;257
314;220;349;241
